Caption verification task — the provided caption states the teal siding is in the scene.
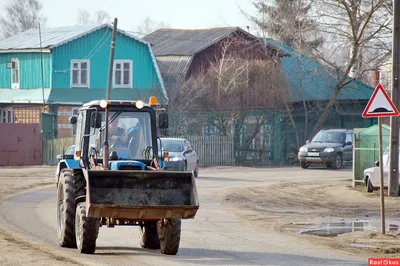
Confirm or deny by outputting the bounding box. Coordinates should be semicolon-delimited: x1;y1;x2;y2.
51;27;163;94
0;52;51;89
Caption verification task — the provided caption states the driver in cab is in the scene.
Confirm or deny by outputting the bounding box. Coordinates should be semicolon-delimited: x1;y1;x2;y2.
108;117;127;147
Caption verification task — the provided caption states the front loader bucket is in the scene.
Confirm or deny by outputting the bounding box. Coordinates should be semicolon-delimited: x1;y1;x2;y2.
86;170;199;220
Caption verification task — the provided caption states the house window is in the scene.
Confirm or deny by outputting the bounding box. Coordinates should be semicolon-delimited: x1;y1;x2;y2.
114;60;132;88
1;108;14;123
202;124;219;136
72;108;79;136
11;58;19;89
70;60;90;88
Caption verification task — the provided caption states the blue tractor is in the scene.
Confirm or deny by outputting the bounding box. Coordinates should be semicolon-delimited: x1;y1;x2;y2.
55;98;199;255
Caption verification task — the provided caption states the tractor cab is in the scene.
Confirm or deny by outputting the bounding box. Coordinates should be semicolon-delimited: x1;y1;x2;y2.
70;98;169;171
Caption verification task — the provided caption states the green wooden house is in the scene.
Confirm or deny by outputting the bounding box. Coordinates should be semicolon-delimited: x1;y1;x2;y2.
0;24;167;138
266;39;376;161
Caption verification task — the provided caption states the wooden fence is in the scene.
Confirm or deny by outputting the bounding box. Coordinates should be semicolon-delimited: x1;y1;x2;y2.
42;136;235;167
168;136;235;167
42;137;75;165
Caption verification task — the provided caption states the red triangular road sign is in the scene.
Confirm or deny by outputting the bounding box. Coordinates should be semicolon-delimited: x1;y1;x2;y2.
362;83;399;118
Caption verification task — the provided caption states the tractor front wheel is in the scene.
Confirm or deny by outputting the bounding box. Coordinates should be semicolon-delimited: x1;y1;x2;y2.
75;202;100;254
139;221;160;249
157;218;181;255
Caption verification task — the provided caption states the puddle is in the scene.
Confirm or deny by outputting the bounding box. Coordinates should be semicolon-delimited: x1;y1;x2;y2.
267;209;314;214
297;221;400;237
344;243;377;249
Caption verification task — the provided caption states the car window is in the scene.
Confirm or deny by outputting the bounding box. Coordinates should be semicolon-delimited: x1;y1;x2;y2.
312;131;345;143
345;133;352;144
186;141;193;151
184;141;191;151
65;146;75;155
161;139;184;152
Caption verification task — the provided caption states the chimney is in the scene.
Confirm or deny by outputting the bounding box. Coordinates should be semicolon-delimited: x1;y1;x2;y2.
370;69;380;88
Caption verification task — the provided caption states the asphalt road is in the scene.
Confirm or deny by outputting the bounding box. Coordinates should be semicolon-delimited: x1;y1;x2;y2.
0;166;367;266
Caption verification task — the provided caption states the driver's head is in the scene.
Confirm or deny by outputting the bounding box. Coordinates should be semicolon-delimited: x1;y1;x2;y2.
109;117;119;131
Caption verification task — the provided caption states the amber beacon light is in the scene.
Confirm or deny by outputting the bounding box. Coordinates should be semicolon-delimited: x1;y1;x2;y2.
149;96;157;106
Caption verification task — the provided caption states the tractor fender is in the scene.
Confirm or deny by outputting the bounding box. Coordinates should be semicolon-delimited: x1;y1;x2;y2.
55;159;81;185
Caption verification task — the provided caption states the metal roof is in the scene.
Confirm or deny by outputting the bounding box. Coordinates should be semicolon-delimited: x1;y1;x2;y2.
143;27;279;56
266;38;374;102
0;23;149;51
156;56;192;79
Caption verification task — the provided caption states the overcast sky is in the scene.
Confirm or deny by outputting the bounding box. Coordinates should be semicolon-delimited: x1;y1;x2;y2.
1;0;259;33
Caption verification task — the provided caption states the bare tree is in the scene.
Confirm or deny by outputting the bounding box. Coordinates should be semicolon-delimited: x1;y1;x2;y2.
135;17;170;37
242;0;321;149
76;10;90;25
248;0;323;53
307;0;389;138
0;0;47;38
172;36;287;162
94;10;111;23
76;9;111;24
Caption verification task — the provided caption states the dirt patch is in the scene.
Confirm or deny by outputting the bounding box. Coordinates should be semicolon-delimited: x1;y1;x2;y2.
223;178;400;257
0;166;83;265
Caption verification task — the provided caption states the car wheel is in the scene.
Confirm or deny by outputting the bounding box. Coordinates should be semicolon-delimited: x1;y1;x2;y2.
367;177;374;193
194;166;199;177
332;154;342;169
300;161;309;169
183;161;187;171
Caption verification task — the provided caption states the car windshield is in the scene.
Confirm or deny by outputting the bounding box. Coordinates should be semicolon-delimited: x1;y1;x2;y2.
159;139;184;152
311;131;345;143
89;110;153;160
65;146;75;155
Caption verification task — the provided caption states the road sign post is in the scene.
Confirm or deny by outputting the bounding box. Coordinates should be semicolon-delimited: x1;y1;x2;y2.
362;83;400;234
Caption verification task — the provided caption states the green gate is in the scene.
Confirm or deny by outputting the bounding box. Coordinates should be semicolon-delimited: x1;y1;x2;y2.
353;124;390;186
41;112;56;139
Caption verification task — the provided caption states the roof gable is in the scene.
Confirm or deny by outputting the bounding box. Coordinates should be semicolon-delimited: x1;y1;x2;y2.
143;27;280;56
0;24;149;52
266;38;374;102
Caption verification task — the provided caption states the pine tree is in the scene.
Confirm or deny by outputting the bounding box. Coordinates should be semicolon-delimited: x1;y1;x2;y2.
251;0;323;52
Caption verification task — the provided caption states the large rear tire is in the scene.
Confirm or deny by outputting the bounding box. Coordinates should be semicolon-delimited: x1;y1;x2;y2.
57;169;85;248
75;202;100;254
139;221;160;249
157;218;181;255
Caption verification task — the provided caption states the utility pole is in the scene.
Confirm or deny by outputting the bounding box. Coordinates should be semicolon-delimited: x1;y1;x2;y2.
389;0;400;196
103;18;118;170
106;18;118;100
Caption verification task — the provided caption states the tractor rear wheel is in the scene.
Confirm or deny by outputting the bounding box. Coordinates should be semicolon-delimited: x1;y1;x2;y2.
157;218;181;255
57;169;85;248
139;221;160;249
75;202;100;254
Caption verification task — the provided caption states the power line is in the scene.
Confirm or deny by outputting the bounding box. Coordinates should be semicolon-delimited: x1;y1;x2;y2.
53;28;111;73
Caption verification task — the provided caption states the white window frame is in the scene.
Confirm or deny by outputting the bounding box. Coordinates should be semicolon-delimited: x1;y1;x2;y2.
70;59;90;88
1;108;14;123
11;58;20;89
113;60;133;88
71;107;79;136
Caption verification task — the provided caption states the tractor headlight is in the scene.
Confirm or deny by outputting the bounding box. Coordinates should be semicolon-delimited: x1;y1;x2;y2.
169;156;183;162
99;99;108;108
324;147;335;153
136;100;144;109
